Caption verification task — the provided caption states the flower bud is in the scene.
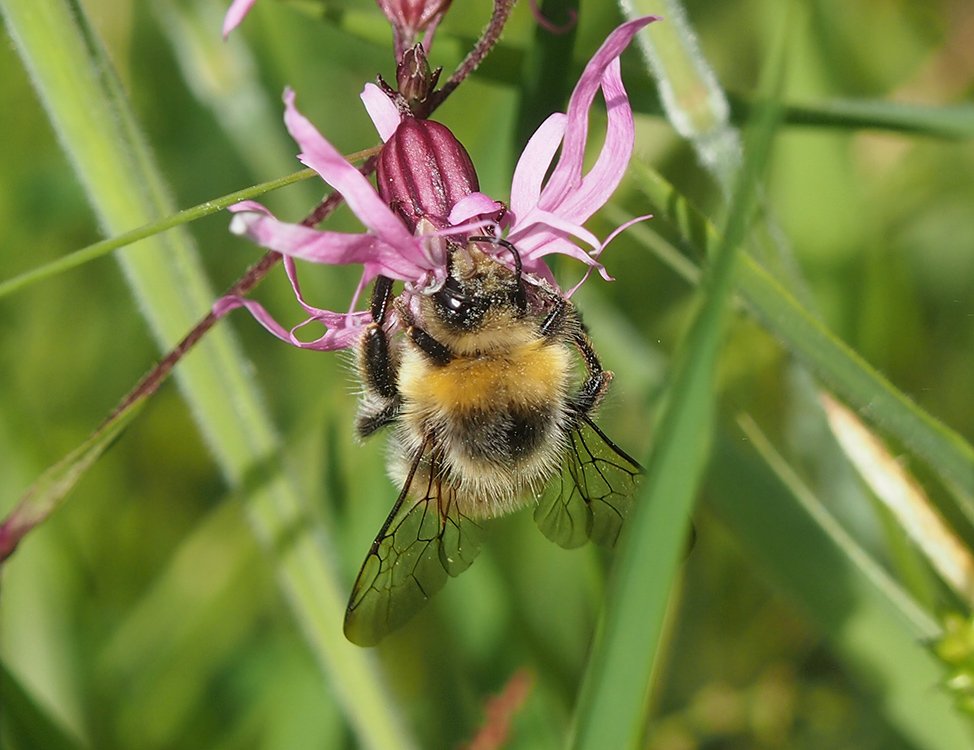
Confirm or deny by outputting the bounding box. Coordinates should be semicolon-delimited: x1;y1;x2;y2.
377;117;479;232
396;44;440;114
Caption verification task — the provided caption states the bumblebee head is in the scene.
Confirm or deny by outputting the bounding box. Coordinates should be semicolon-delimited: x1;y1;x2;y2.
430;239;527;334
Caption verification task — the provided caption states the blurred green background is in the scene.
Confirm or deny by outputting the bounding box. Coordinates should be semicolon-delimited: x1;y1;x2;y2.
2;0;973;748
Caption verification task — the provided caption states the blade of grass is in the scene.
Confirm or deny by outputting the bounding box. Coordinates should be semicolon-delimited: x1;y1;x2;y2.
620;0;739;192
620;0;817;315
706;416;971;749
569;23;785;749
822;395;974;606
734;95;974;140
0;1;411;747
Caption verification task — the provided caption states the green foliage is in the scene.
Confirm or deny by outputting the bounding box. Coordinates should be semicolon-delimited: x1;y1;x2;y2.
936;613;974;716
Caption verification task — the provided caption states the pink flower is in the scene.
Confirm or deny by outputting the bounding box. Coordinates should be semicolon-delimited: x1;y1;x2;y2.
219;16;659;350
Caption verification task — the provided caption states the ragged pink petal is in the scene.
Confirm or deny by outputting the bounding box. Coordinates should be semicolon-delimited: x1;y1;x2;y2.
215;293;370;351
552;59;634;224
222;0;257;38
447;193;506;226
361;83;402;142
229;202;431;284
543;17;657;207
283;89;420;255
501;16;658;288
509;113;567;219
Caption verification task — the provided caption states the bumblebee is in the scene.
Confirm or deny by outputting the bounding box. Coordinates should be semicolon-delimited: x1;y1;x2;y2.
345;237;641;646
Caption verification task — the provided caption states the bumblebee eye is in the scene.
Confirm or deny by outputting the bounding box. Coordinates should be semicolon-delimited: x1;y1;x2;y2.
443;292;464;312
434;278;486;329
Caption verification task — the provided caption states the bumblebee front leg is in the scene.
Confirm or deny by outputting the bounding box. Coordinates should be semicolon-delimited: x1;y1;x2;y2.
396;298;453;366
356;277;401;438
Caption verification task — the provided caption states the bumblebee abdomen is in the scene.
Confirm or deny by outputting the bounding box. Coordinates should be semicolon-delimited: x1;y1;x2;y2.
448;405;557;464
396;336;573;516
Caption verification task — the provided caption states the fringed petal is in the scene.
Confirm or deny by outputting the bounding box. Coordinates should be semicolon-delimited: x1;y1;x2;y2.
282;90;420;255
222;0;257;38
214;294;369;351
509;113;566;218
361;83;401;142
229;202;428;282
542;16;658;209
448;192;506;226
552;59;634;224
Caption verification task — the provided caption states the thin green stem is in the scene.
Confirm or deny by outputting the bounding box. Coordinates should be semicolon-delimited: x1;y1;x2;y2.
0;168;315;300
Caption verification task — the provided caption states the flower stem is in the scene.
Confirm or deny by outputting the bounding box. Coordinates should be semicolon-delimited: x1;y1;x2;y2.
431;0;517;108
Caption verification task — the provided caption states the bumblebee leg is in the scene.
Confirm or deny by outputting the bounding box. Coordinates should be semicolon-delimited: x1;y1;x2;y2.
396;297;453;366
539;296;569;337
535;291;612;422
567;329;613;424
370;275;394;325
356;278;401;438
407;327;452;366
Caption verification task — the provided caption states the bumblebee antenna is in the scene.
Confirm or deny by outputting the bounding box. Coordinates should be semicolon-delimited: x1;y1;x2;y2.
469;235;526;313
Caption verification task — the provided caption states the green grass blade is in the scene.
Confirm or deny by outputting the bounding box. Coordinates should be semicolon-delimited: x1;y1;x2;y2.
620;0;739;191
569;31;784;750
0;1;411;747
823;395;974;604
622;165;974;517
706;417;971;749
736;95;974;140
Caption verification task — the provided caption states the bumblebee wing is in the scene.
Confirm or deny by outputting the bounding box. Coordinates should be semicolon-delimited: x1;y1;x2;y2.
343;441;485;646
534;416;642;549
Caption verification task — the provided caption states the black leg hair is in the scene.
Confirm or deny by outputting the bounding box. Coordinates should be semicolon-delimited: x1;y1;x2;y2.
356;401;400;438
360;325;398;400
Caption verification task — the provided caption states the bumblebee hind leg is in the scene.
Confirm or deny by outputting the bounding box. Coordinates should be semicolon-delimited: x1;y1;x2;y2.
356;277;401;438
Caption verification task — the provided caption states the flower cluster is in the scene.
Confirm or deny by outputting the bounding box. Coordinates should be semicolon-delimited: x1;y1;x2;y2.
218;11;658;351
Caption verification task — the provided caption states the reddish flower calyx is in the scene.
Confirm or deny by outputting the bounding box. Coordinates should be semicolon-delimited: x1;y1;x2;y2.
377;117;479;232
